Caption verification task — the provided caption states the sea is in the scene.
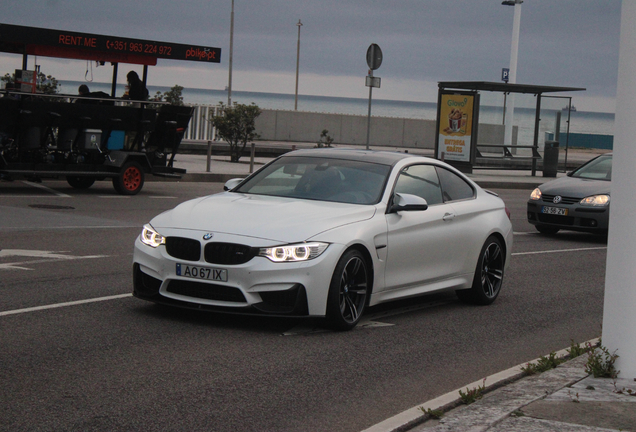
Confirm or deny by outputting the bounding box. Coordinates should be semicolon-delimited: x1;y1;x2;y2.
60;80;615;145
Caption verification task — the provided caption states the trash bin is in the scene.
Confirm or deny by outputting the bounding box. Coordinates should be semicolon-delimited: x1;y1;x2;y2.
543;140;559;177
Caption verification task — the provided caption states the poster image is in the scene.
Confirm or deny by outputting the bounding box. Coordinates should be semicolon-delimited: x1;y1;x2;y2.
437;94;474;162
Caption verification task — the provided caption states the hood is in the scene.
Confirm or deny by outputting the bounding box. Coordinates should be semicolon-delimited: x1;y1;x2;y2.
538;176;611;198
150;192;377;243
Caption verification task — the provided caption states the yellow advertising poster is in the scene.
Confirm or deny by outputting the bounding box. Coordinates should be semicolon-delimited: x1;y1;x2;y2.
437;94;474;162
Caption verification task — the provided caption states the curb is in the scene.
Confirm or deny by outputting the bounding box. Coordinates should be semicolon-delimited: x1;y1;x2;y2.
361;338;599;432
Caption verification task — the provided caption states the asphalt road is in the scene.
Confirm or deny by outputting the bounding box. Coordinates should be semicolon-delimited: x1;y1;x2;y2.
0;180;607;432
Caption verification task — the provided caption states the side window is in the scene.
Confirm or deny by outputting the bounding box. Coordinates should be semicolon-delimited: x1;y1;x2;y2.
436;167;475;202
394;164;443;205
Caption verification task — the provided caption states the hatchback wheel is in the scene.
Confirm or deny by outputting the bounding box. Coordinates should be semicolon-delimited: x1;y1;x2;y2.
326;249;369;331
457;236;504;305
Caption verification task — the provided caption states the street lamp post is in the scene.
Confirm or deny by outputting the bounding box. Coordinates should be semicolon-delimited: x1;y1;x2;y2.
294;19;302;111
227;0;234;106
502;0;523;147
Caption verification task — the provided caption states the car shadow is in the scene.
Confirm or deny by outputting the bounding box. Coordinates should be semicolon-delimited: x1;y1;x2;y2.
534;230;608;245
133;302;315;334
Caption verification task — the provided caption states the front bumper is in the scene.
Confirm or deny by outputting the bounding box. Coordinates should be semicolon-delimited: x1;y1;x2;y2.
132;234;344;317
527;200;609;233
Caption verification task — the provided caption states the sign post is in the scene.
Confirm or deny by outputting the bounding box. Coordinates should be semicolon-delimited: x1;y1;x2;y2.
502;67;509;124
365;43;382;150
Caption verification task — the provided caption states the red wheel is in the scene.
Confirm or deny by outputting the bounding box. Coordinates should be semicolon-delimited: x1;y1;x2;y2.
113;161;145;195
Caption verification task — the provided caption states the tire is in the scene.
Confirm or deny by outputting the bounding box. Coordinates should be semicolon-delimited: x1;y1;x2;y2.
112;161;144;195
326;249;370;331
66;176;95;189
535;225;560;235
456;236;505;305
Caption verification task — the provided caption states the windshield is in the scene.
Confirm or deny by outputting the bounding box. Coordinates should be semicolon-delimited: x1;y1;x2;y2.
234;156;391;204
571;154;612;181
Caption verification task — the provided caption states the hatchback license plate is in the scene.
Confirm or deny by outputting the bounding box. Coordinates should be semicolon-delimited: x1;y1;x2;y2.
176;263;228;282
542;206;568;216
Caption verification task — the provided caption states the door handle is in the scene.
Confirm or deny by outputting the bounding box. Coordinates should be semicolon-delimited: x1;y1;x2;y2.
442;212;456;221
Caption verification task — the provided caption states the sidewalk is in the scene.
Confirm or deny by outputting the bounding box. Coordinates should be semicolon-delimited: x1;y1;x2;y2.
164;141;609;190
365;351;636;432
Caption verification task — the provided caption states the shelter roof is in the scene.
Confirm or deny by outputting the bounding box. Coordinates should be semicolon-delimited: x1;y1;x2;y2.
438;81;585;94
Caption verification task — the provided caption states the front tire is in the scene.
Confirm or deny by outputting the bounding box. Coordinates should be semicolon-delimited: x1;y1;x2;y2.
112;161;144;195
66;176;95;189
326;249;369;331
457;236;505;305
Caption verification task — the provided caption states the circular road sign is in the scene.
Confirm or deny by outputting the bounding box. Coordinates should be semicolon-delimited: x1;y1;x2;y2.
366;43;383;70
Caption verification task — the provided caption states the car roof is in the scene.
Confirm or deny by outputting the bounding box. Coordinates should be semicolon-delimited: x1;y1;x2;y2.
280;148;421;165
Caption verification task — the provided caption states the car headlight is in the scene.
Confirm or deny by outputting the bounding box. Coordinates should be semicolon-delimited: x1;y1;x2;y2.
258;242;329;262
580;194;610;206
140;224;166;248
530;188;542;200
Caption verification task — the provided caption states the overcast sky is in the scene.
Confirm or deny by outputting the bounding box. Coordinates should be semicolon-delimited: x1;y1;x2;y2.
1;0;622;111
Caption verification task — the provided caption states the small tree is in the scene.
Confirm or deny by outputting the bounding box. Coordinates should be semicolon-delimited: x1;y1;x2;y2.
149;84;184;108
211;102;262;163
316;129;334;148
163;84;184;106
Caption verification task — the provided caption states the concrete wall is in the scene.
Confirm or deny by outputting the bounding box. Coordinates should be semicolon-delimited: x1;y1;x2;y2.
254;109;509;149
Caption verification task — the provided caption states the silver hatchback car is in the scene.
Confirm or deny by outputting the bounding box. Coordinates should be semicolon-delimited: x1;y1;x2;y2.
527;153;612;235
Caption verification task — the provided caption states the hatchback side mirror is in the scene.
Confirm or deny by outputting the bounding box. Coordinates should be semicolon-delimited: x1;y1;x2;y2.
389;193;429;213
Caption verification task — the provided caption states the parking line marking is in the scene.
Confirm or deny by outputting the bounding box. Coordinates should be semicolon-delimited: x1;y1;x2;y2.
22;181;71;197
0;249;110;270
512;246;607;256
0;294;133;317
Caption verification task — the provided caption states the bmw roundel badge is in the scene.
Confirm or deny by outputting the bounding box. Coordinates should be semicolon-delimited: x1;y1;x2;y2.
203;233;214;240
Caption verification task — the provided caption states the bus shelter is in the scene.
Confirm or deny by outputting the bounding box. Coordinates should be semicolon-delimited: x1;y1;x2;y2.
435;81;585;175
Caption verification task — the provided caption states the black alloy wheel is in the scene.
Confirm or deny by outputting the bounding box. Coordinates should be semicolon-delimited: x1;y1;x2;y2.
457;235;505;305
326;249;369;331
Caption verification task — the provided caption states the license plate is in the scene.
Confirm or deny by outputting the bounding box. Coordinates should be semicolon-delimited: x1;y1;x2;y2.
176;263;228;282
541;206;568;216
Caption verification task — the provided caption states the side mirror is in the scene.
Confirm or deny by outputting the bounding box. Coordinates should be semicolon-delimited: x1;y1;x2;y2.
223;178;244;191
389;193;428;213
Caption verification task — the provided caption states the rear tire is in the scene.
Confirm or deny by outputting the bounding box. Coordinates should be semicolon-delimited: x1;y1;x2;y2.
66;176;95;189
535;225;560;235
457;236;505;305
112;161;144;195
326;249;369;331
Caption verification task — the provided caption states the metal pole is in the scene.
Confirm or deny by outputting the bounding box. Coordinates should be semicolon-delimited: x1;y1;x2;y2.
228;0;234;106
503;1;522;147
111;63;118;98
365;69;374;150
206;140;212;172
531;93;541;177
142;65;148;88
250;143;255;173
294;19;303;111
